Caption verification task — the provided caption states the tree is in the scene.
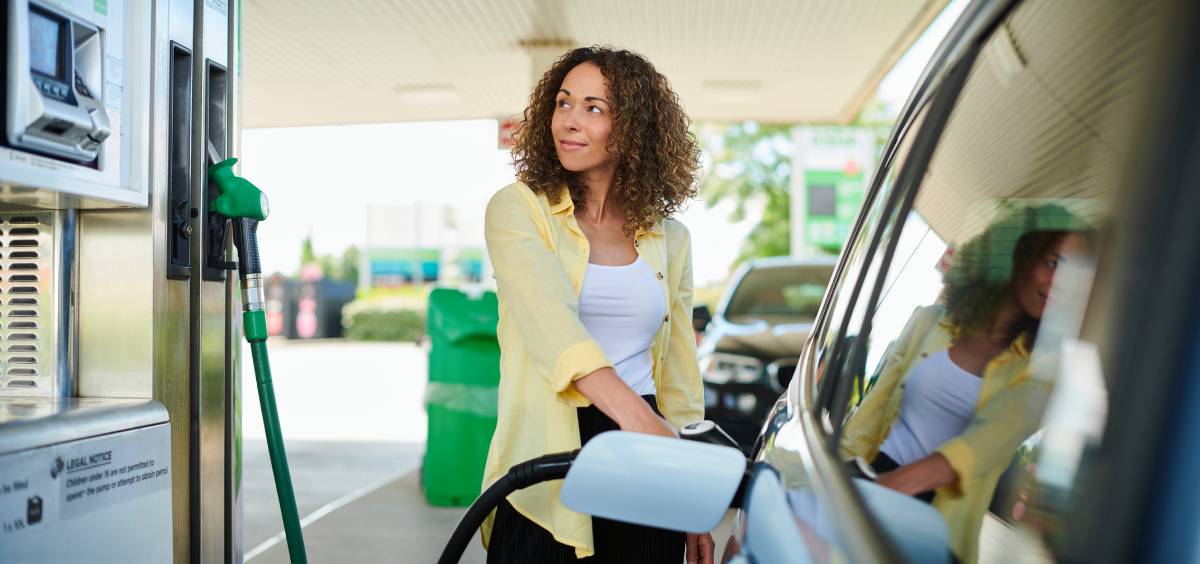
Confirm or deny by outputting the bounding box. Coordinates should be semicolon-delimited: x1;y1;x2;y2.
296;236;359;284
698;121;794;267
299;233;317;266
339;245;360;286
697;99;896;272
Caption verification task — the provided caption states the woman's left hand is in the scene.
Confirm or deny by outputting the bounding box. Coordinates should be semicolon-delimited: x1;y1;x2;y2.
686;532;715;564
875;452;958;496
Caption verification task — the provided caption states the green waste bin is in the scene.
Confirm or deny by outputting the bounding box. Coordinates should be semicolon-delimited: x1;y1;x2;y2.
422;288;501;506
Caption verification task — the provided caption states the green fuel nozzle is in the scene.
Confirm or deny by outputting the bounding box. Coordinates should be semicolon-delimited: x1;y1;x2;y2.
206;150;308;564
209;156;268;278
210;157;269;222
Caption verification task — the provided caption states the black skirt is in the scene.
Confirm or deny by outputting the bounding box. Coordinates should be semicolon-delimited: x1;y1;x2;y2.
486;395;686;563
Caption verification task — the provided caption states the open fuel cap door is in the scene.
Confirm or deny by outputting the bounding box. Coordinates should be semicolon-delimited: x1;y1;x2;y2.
560;431;746;533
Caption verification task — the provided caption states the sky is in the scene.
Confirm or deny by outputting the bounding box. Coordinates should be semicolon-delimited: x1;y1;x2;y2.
241;0;967;287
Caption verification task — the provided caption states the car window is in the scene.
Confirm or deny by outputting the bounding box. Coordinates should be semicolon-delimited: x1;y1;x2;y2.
725;265;833;324
747;96;947;563
826;0;1178;562
807;104;932;420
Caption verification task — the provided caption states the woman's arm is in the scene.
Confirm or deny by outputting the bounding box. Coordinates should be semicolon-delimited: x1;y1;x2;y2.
484;185;612;407
934;371;1051;497
879;366;1052;498
575;367;676;437
875;452;958;496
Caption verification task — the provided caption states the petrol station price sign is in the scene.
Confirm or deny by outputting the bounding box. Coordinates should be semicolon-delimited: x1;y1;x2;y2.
791;125;885;256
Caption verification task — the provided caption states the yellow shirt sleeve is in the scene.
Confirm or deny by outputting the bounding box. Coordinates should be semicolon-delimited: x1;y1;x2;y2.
935;366;1050;498
484;185;612;407
656;222;704;427
839;306;937;460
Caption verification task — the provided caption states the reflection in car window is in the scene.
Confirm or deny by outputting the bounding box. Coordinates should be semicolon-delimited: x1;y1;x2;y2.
824;1;1175;562
809;106;932;411
725;265;833;324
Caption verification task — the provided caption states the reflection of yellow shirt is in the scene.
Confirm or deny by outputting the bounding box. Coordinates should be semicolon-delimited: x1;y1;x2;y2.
480;182;704;558
840;305;1048;564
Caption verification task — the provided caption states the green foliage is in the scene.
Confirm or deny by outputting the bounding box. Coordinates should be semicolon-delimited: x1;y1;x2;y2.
315;245;359;285
300;235;317;265
297;235;360;285
341;289;429;341
356;284;430;303
851;95;897;152
340;246;361;285
343;304;426;342
698;121;794;267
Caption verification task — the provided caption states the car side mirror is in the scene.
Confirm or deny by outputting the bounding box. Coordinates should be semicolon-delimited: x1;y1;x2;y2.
692;304;713;334
559;431;746;533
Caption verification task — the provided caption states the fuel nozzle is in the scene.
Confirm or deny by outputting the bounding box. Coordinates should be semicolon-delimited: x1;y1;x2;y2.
207;148;307;563
208;148;270;320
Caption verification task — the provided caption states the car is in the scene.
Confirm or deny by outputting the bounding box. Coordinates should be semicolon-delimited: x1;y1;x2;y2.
724;0;1200;563
696;257;835;452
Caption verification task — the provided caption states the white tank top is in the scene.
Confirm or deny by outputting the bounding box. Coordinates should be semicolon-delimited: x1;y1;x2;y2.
578;257;667;396
878;349;983;466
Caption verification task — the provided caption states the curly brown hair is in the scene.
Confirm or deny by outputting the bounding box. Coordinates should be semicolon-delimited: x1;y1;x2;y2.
939;204;1090;342
512;46;700;235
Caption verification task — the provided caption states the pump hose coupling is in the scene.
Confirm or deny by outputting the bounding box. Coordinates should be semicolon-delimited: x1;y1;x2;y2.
241;272;265;313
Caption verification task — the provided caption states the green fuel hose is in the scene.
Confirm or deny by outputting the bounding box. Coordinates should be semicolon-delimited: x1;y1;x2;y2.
246;311;308;564
210;153;307;564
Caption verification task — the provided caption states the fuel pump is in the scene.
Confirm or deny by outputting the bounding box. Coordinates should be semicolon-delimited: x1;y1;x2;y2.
0;0;245;560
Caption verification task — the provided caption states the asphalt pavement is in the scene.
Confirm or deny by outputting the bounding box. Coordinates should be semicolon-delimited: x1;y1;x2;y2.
238;338;730;564
239;339;485;563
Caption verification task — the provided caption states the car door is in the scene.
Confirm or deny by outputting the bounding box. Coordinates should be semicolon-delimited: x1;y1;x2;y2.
741;0;1200;562
733;6;990;559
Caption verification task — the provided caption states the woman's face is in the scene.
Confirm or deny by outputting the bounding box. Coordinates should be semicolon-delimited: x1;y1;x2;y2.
1014;233;1087;319
551;62;614;174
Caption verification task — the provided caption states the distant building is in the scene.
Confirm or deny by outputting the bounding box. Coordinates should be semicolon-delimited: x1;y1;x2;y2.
362;204;485;288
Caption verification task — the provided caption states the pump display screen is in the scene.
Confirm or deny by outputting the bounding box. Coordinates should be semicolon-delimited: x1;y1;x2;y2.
29;10;63;79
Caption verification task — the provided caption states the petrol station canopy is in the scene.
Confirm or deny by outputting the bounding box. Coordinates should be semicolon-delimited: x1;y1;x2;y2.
242;0;948;128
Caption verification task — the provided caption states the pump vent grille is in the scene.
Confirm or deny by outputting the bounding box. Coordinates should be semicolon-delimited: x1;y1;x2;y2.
0;213;56;396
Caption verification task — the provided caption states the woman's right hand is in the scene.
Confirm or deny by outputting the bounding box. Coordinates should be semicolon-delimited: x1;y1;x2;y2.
620;406;677;438
574;367;677;438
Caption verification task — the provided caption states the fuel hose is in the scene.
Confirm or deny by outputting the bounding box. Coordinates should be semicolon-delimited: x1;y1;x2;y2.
210;154;307;564
437;451;577;564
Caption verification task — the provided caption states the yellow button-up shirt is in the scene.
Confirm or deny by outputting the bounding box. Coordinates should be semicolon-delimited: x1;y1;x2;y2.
480;182;705;558
840;305;1049;564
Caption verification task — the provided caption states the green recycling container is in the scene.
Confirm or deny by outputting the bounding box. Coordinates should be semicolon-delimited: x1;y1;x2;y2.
422;288;501;506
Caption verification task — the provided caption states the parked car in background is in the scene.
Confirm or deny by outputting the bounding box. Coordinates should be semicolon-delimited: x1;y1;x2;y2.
697;257;835;451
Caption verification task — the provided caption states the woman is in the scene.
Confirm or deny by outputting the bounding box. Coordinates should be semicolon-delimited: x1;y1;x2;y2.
840;207;1089;563
480;46;715;564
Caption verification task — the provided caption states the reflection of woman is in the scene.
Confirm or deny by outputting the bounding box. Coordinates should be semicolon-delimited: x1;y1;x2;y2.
480;47;713;563
840;209;1087;563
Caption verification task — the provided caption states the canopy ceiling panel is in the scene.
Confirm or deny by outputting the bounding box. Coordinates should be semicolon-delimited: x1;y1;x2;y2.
914;0;1162;244
242;0;947;128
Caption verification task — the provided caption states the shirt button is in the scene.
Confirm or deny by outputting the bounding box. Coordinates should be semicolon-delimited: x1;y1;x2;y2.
664;315;670;322
656;272;664;280
921;352;929;358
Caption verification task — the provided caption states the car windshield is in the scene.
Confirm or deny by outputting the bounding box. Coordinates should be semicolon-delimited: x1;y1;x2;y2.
725;265;832;324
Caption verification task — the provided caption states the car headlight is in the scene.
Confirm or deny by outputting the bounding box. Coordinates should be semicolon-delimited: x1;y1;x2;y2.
701;353;763;384
736;393;757;414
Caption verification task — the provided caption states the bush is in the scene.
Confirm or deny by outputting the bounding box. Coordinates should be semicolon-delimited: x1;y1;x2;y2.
343;304;426;342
